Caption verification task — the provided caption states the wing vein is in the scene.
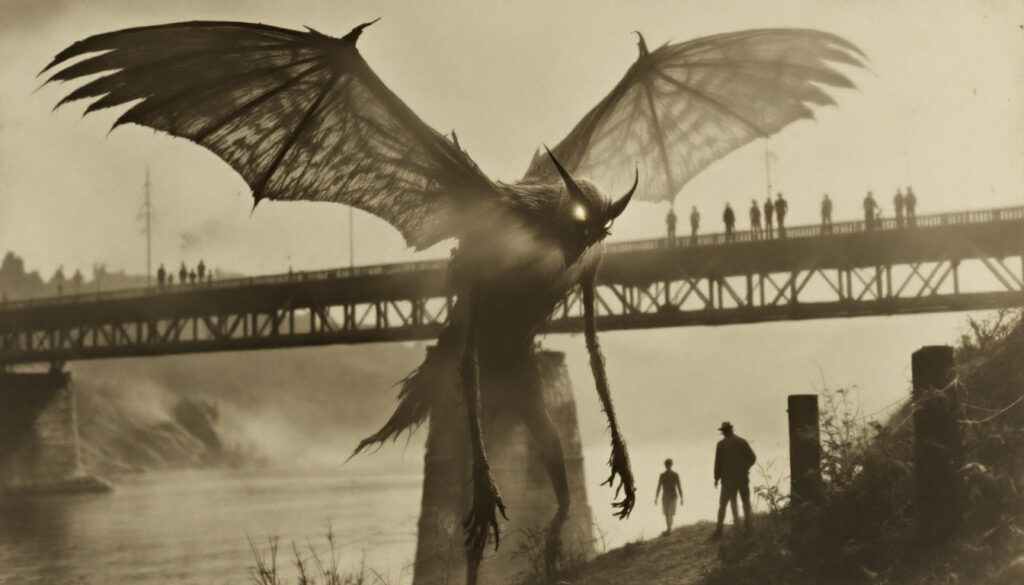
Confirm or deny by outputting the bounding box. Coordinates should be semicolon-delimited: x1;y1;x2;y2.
255;71;340;198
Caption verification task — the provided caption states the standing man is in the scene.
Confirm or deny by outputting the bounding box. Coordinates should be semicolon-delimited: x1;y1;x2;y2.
655;458;684;535
197;259;207;282
690;205;701;244
666;206;678;243
905;186;917;227
763;197;774;239
178;262;188;286
713;421;757;538
157;263;166;288
863;191;880;230
775;192;789;237
749;199;762;237
723;203;736;242
821;193;833;234
893;189;905;229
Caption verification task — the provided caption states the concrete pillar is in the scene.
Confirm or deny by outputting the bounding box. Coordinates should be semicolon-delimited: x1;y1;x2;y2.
787;394;822;504
911;345;962;543
413;351;594;585
0;370;109;494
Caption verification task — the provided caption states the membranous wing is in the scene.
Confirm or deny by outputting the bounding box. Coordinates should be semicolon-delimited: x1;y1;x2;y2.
525;29;865;202
44;21;494;249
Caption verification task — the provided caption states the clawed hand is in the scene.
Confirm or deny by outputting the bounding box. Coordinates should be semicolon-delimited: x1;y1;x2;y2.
602;440;636;519
463;466;508;551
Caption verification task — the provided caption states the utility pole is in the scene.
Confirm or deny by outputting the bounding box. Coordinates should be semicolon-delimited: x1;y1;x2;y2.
348;206;354;269
137;168;153;286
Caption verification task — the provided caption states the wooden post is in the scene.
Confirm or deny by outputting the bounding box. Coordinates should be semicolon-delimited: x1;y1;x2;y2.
787;394;822;504
911;345;962;543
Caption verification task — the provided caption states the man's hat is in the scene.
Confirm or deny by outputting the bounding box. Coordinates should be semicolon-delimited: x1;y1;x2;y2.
718;421;733;432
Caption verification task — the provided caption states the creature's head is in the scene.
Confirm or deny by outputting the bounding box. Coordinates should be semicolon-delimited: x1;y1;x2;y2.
664;458;673;469
545;147;636;264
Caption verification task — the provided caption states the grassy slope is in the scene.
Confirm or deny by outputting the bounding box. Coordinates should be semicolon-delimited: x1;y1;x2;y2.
546;521;724;585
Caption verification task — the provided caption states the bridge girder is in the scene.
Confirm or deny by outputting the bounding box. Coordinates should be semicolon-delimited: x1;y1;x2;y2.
2;207;1022;365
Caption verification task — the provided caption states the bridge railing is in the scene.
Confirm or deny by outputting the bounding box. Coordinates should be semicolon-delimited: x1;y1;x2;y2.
604;205;1024;253
3;205;1021;311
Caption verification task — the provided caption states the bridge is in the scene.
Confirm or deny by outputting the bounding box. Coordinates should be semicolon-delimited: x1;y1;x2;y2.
2;206;1022;366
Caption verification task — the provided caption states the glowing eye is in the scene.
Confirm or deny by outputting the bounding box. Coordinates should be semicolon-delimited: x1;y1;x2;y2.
604;219;614;230
573;204;588;222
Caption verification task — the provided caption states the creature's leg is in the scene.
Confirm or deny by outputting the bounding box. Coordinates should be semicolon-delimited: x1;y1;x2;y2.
515;382;571;577
581;274;636;519
729;494;739;527
460;288;507;585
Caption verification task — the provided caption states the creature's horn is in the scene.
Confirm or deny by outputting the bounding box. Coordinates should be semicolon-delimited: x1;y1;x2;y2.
633;31;650;58
340;18;381;44
544;145;586;201
609;167;639;219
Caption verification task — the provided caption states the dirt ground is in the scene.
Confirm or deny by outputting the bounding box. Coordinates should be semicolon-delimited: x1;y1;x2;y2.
550;521;729;585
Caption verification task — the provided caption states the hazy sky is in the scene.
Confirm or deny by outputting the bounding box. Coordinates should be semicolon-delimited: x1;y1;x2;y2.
2;0;1021;542
1;0;1021;277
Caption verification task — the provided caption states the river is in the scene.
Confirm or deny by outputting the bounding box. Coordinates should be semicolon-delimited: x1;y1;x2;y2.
0;469;423;585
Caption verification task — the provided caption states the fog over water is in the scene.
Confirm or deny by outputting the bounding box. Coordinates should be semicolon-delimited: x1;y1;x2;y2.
0;0;1021;582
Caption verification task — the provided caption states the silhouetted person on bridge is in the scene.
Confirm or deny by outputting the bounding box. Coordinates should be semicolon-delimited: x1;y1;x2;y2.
749;200;761;237
157;264;166;287
712;421;756;539
775;193;788;237
763;197;774;239
863;191;880;230
690;206;700;243
655;458;684;535
179;263;187;285
905;186;917;227
188;269;197;284
723;203;736;242
197;259;206;282
821;194;833;234
666;206;677;243
894;189;905;229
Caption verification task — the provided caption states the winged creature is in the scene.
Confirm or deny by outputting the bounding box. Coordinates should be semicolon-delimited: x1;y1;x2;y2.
43;20;863;583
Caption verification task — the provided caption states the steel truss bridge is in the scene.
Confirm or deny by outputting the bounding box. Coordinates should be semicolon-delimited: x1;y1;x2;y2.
2;206;1022;365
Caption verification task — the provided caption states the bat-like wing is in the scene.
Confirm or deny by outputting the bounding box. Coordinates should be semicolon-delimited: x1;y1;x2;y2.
524;29;866;202
43;21;495;249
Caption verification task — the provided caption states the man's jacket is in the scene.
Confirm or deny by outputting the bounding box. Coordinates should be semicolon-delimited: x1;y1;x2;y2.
714;434;757;484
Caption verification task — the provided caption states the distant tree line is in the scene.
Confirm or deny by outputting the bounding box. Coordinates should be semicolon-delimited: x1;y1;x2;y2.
0;251;149;301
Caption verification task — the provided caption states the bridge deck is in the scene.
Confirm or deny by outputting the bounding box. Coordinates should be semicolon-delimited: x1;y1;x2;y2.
2;207;1021;365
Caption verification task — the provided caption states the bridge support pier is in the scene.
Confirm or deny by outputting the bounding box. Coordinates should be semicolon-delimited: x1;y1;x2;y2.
412;350;594;585
0;369;109;494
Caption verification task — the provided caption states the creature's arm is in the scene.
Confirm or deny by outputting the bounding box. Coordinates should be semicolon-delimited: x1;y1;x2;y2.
524;29;865;203
581;261;636;519
460;287;507;553
655;475;662;503
677;475;684;501
44;21;497;248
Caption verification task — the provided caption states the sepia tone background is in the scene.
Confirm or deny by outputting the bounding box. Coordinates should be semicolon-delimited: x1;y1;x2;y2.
0;0;1022;581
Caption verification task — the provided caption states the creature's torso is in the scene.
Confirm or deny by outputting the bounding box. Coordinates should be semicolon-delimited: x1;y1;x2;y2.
447;180;601;361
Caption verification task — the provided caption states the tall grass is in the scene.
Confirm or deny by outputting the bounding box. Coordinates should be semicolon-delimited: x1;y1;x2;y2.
248;524;408;585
